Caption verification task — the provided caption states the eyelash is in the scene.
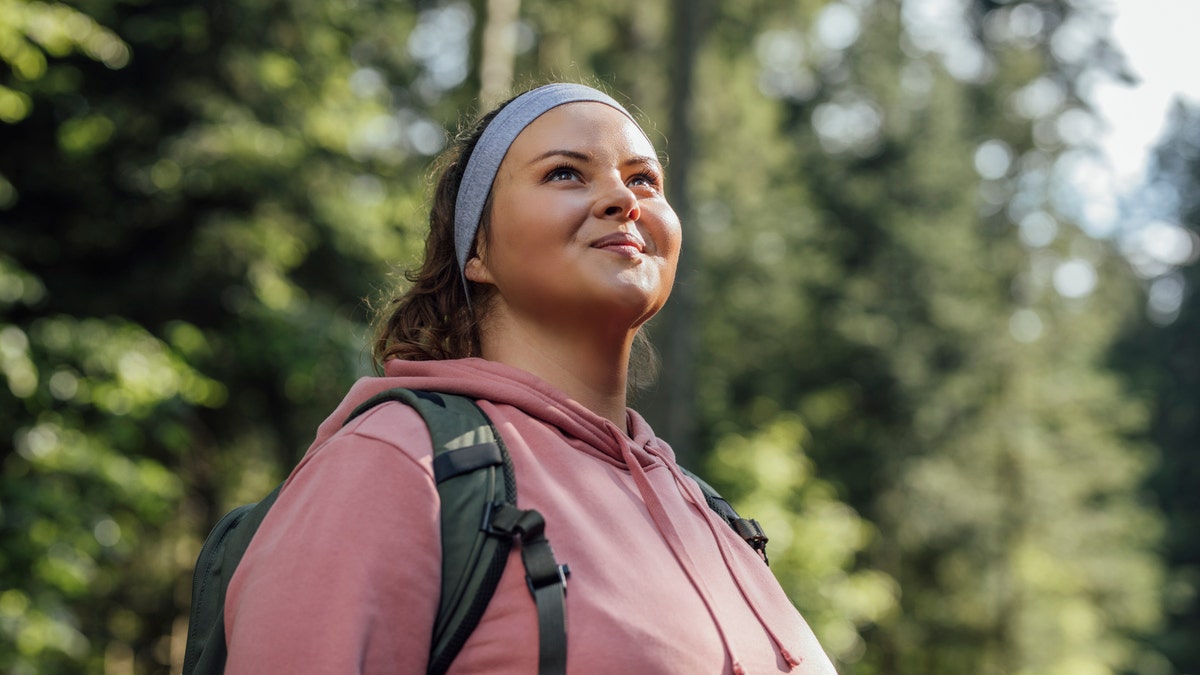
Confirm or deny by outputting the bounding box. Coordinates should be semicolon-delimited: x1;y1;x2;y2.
629;172;662;190
546;164;580;182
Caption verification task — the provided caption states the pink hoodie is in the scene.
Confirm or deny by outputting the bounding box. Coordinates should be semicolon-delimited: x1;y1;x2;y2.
225;358;835;674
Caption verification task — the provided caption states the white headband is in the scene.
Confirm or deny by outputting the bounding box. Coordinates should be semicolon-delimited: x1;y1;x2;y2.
453;83;643;295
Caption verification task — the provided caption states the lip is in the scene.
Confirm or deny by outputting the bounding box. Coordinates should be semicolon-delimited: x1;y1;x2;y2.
591;232;646;256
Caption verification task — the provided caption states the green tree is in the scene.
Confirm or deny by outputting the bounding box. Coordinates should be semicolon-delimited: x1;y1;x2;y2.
1113;101;1200;675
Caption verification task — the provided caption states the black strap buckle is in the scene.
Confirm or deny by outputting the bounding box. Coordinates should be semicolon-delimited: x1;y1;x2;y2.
733;518;770;565
484;502;570;592
527;561;571;595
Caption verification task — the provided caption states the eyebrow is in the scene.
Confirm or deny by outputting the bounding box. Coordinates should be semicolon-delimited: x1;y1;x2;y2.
529;149;662;170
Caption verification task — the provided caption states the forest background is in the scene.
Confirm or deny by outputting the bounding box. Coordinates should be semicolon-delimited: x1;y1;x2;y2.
2;0;1198;673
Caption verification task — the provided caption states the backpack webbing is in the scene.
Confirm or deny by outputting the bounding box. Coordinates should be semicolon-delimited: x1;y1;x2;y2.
344;389;568;675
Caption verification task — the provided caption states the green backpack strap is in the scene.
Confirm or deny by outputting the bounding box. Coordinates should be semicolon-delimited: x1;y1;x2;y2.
344;389;569;675
680;467;770;565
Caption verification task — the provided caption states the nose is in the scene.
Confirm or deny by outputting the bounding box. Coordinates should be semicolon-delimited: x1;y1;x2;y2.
595;181;641;221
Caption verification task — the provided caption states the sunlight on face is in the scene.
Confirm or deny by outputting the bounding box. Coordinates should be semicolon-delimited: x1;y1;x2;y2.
468;102;682;331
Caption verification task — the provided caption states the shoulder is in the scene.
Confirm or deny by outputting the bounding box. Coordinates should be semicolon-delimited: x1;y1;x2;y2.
294;399;438;483
226;400;444;673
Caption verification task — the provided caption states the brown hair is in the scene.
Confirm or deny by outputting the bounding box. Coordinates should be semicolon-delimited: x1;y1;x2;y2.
370;101;510;366
370;87;661;391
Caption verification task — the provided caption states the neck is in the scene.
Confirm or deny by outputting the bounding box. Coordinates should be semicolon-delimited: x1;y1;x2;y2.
479;313;633;432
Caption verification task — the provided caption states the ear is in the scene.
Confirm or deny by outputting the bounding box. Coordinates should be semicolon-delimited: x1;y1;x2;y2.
464;256;494;285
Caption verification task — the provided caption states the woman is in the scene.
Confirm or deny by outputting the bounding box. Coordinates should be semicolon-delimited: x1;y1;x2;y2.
224;83;835;674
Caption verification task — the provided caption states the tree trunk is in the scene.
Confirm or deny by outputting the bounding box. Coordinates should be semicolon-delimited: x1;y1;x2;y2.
643;0;708;466
479;0;521;107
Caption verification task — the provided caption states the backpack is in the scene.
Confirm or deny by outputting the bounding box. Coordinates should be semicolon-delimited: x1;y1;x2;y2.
182;388;768;675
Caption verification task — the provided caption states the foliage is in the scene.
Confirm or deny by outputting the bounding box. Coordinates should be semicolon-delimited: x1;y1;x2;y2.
1;313;209;673
706;414;898;669
685;0;1165;672
0;0;433;670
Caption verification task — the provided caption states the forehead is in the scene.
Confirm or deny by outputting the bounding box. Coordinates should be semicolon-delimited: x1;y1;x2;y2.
507;101;656;159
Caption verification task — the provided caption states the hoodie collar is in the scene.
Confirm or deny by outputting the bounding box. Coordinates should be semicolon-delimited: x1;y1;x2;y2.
309;358;670;469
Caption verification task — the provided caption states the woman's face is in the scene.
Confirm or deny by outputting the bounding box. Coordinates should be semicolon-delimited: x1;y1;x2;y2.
466;102;681;333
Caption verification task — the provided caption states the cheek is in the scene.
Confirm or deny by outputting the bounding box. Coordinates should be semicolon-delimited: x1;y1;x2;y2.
486;199;536;264
492;192;579;250
655;209;683;263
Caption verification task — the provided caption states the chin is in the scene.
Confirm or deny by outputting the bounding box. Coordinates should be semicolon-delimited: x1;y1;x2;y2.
609;286;670;326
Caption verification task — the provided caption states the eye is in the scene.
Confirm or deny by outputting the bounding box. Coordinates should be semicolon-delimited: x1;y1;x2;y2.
627;171;662;192
545;165;581;182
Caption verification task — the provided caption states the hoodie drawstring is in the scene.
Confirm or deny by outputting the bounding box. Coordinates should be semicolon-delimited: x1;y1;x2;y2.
606;425;750;675
672;466;803;670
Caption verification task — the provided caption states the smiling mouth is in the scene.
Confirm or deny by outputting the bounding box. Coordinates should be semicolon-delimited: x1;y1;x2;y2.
592;233;646;255
599;243;642;254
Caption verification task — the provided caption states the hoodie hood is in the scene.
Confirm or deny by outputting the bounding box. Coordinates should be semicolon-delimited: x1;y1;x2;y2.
308;357;668;469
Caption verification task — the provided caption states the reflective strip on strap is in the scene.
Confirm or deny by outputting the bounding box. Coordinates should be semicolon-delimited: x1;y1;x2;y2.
432;442;504;482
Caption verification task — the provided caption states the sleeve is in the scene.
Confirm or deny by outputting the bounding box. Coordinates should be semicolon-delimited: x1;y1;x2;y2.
224;403;440;675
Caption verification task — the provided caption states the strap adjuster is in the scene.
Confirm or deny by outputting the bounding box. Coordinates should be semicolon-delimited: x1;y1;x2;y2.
482;501;545;537
732;518;770;565
528;562;571;595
